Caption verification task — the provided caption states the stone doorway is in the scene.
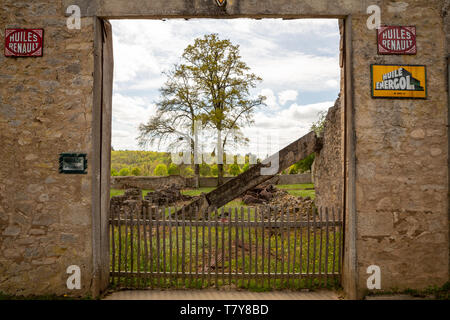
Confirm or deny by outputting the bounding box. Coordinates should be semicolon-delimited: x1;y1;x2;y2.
98;16;352;295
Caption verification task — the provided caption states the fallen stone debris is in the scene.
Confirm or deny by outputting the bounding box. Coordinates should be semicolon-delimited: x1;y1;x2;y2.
144;184;193;206
241;183;315;219
242;184;278;205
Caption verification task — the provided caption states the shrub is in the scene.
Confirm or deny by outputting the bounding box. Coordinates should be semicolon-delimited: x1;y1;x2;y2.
288;165;298;175
119;168;130;176
211;164;218;177
182;166;194;177
229;163;241;176
131;167;141;176
153;164;168;176
296;153;315;173
199;163;212;176
111;168;119;176
168;163;180;175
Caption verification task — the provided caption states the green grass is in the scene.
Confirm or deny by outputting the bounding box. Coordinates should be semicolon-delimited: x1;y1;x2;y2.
276;184;315;199
110;189;153;198
109;210;341;291
109;184;333;291
181;187;215;197
285;189;315;199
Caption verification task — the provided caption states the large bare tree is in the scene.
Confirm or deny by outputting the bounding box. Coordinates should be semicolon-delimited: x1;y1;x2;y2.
183;34;265;185
138;64;203;185
138;33;265;185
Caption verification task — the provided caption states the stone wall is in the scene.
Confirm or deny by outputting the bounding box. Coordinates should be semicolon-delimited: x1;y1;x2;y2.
110;174;312;189
269;173;312;185
0;1;95;297
111;175;191;190
313;97;343;210
443;0;450;283
351;2;449;296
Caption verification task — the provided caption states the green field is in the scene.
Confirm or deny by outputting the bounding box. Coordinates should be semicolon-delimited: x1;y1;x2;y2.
109;183;329;290
110;220;341;290
275;184;315;199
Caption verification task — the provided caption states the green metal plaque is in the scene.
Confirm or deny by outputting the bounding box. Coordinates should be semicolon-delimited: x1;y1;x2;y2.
59;153;87;174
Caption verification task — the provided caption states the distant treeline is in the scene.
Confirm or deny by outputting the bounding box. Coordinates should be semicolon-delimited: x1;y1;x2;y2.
111;150;314;177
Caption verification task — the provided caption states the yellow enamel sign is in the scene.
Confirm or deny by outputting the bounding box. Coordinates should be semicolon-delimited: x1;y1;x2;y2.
371;64;427;99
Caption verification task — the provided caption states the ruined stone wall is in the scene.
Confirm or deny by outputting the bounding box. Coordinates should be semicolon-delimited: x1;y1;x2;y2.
0;1;95;297
111;175;192;190
313;97;343;210
352;2;449;295
111;174;312;190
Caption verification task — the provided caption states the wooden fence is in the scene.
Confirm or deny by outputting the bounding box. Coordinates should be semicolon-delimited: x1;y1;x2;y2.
109;203;343;290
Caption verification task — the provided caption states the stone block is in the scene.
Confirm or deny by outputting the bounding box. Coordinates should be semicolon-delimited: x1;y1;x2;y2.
29;229;46;235
358;211;394;237
2;225;21;237
32;213;57;226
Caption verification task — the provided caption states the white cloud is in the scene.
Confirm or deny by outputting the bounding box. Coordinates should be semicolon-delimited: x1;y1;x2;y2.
278;90;298;105
248;52;339;92
111;19;340;94
260;88;280;111
109;19;340;152
113;130;131;138
240;101;334;157
112;93;157;150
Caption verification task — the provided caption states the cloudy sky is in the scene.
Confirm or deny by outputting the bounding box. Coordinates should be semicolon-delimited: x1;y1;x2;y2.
110;19;340;157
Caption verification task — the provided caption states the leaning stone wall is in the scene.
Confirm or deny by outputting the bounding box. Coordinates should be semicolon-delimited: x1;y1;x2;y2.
0;1;95;297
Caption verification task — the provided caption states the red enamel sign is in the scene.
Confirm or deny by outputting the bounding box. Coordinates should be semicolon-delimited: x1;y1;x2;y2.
377;26;416;55
4;29;44;57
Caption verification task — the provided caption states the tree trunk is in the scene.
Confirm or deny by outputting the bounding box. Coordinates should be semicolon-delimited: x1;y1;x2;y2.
190;134;200;188
217;163;224;186
194;163;200;188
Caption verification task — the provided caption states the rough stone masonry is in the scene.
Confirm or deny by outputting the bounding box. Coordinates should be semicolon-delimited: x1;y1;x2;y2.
0;0;449;299
0;1;95;297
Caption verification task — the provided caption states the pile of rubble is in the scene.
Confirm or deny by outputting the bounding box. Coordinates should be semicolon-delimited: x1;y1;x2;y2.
241;184;315;218
110;186;196;219
110;188;143;218
268;192;315;217
110;187;142;204
269;192;313;209
144;184;193;206
242;184;279;205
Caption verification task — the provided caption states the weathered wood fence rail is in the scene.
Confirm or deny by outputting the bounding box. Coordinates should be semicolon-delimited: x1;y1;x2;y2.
109;204;343;290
